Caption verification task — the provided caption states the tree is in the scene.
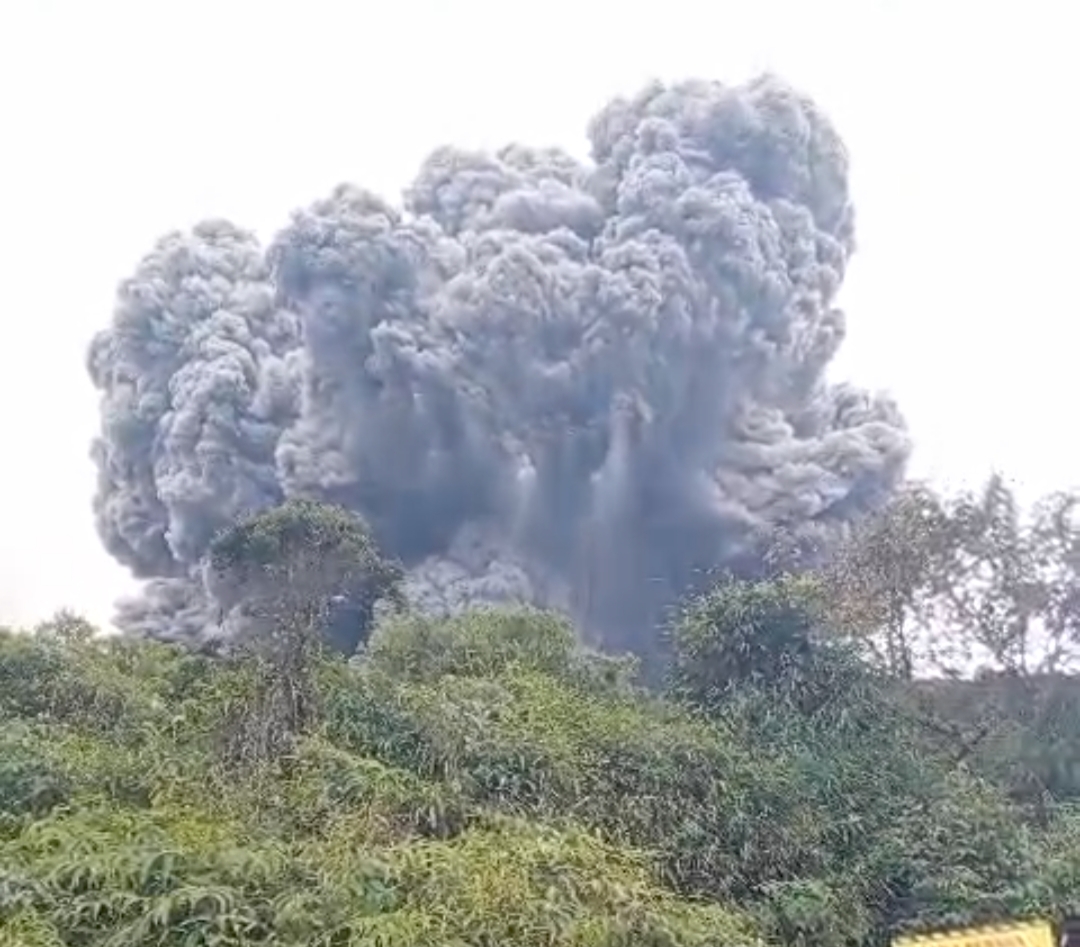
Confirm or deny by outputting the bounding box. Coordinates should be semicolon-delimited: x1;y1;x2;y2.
669;574;816;701
934;476;1080;675
816;482;953;680
819;476;1080;808
205;498;404;763
820;476;1080;679
207;499;404;650
667;573;871;722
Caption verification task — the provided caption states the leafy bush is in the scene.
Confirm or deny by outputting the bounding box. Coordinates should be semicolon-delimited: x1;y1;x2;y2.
363;607;580;683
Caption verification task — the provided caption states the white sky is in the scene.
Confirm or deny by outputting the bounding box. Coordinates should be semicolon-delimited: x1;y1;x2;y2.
0;0;1076;630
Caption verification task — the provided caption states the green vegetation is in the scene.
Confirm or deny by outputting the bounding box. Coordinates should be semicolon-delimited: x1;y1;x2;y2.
3;484;1080;946
207;498;406;659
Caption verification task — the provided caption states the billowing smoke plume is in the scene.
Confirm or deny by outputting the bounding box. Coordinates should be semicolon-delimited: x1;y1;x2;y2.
88;74;910;656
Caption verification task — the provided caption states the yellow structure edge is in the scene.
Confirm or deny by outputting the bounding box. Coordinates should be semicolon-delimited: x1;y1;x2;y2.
893;919;1055;947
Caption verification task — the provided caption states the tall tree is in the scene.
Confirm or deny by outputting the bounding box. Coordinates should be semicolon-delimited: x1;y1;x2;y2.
816;482;953;680
205;498;404;763
935;477;1080;675
819;476;1080;807
207;498;404;651
820;476;1080;679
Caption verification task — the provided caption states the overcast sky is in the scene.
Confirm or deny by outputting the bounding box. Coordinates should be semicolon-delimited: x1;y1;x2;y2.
0;0;1075;630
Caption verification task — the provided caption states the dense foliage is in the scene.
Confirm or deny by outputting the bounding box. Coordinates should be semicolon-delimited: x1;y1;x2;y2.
1;600;1079;946
4;487;1080;946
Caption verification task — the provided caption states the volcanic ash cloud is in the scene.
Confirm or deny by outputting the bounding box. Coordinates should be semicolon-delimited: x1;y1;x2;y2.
87;73;910;656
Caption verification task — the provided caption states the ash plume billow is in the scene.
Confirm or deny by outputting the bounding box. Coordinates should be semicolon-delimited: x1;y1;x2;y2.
87;74;910;657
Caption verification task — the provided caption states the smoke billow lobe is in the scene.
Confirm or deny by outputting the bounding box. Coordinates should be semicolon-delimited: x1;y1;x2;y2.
88;74;910;655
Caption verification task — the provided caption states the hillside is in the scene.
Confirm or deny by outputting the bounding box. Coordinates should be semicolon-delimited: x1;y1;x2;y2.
3;600;1080;947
